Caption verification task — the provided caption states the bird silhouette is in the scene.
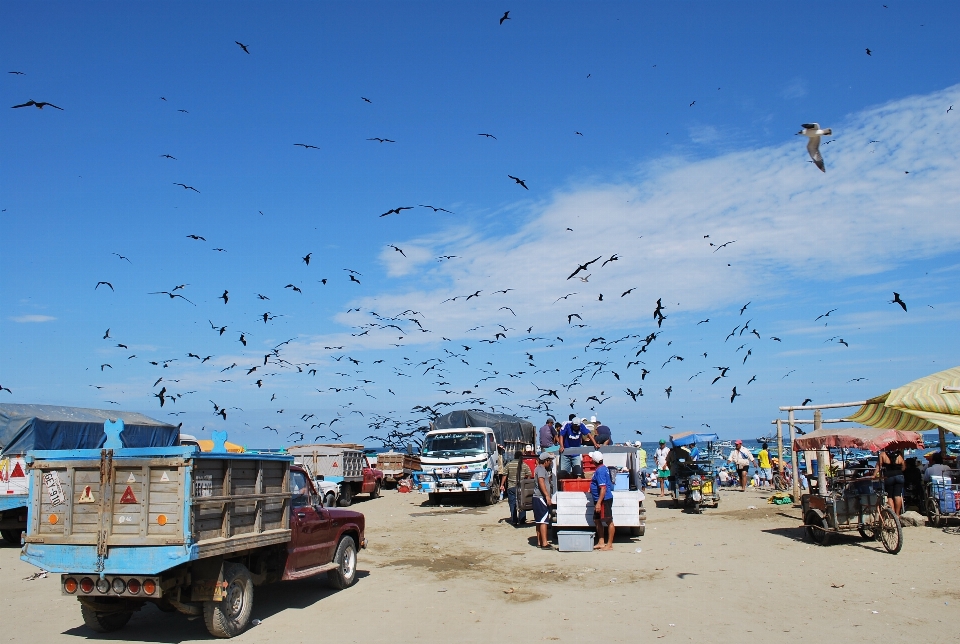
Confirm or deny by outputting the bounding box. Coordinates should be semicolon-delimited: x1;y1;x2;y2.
367;137;395;143
349;274;361;285
235;41;250;54
380;206;413;217
96;281;114;291
567;256;601;280
160;154;177;160
664;386;672;399
507;175;529;190
730;387;740;403
173;183;199;193
500;11;510;24
12;100;63;110
149;291;196;305
797;123;832;172
294;143;319;149
219;290;229;304
284;284;302;294
890;292;907;312
477;133;497;140
302;253;312;265
419;204;453;213
388;244;406;257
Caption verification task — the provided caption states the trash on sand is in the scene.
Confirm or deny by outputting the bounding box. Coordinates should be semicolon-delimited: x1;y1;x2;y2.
635;548;642;553
871;611;879;614
23;571;47;581
504;587;516;594
831;583;844;588
747;505;758;510
251;619;262;626
438;588;447;592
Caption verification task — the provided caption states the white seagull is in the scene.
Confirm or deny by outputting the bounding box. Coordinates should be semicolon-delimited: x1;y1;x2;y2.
796;123;832;172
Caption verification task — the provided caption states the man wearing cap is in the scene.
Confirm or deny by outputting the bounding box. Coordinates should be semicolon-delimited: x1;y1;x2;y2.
727;440;756;492
654;439;671;497
589;451;615;550
533;452;557;549
559;416;598;476
539;417;558;451
635;441;648;491
592;416;613;446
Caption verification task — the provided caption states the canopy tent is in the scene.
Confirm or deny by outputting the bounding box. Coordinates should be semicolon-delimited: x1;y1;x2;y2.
793;427;924;452
431;409;535;447
845;366;960;436
669;431;720;448
0;404;178;456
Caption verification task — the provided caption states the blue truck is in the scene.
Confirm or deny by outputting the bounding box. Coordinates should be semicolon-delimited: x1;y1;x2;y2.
0;404;181;545
20;424;366;638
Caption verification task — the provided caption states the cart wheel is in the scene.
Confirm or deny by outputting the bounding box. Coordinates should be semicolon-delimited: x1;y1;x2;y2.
804;509;831;545
925;496;942;528
858;522;878;541
878;507;903;555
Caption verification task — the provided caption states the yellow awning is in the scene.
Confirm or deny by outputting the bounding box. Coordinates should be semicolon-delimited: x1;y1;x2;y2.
846;366;960;436
196;439;245;453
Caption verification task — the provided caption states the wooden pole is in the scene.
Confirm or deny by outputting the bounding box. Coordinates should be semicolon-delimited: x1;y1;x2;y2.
815;410;828;494
789;410;800;501
776;418;784;487
939;426;947;460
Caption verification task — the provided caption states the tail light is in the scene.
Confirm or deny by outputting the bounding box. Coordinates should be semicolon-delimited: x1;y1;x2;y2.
63;577;78;593
96;578;110;594
80;577;94;593
142;579;157;595
111;578;126;594
126;578;141;595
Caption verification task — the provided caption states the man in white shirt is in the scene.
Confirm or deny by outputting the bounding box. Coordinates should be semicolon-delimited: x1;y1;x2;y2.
726;439;756;492
924;452;951;482
653;439;671;497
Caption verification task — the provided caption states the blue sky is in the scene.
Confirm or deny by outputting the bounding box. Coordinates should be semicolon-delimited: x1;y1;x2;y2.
3;2;960;447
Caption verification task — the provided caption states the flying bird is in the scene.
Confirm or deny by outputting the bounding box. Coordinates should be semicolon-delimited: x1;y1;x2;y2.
507;175;528;190
601;254;619;267
664;386;672;399
621;288;635;297
112;253;132;263
388;244;406;257
797;123;832;172
186;234;205;241
814;309;837;321
477;133;497;140
739;302;750;315
419;204;453;213
284;284;302;294
11;100;63;110
160;154;177;160
294;143;320;149
890;292;907;312
499;10;510;24
220;290;229;304
149;291;196;305
367;137;395;143
713;240;736;252
235;41;250;54
349;274;361;284
730;387;740;403
802;398;812;406
380;206;413;217
567;256;601;280
865;48;871;56
361;97;372;103
302;253;312;265
95;281;114;291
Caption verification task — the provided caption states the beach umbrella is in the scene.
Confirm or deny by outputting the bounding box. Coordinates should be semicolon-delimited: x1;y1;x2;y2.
845;365;960;436
793;427;924;452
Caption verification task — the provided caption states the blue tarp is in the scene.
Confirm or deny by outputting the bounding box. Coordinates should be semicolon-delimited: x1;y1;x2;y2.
0;404;178;456
432;409;535;447
669;431;720;448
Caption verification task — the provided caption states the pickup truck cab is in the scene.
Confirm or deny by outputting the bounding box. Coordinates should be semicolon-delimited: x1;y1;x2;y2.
21;441;365;638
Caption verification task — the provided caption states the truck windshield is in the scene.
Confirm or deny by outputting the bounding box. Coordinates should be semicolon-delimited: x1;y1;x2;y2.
422;432;487;457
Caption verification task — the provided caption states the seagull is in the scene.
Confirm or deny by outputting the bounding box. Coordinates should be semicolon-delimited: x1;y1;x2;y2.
235;41;250;54
388;244;406;257
507;175;528;190
174;183;199;193
294;143;319;150
95;281;114;291
367;137;396;143
111;253;132;263
499;10;510;24
160;154;177;160
890;292;907;312
730;387;740;403
11;100;63;110
380;206;413;217
477;133;497;140
796;123;832;172
361;97;372;103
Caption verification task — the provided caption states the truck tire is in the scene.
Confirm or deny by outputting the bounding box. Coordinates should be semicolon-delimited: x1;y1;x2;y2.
428;492;442;505
324;491;337;508
369;480;381;499
1;529;21;545
81;604;133;633
482;482;499;506
203;562;254;638
337;483;353;507
327;536;358;590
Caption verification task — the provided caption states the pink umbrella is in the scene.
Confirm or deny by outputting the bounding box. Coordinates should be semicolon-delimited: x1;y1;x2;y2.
793;427;924;452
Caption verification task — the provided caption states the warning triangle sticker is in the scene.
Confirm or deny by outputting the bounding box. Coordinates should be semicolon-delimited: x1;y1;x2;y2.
332;461;339;468
11;462;25;478
126;472;137;483
119;486;138;504
160;471;170;482
78;486;96;504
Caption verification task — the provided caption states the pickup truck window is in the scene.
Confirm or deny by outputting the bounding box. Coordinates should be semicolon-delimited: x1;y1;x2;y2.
290;470;310;507
423;432;486;457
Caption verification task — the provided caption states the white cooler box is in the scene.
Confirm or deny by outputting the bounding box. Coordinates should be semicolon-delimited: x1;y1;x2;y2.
555;490;645;528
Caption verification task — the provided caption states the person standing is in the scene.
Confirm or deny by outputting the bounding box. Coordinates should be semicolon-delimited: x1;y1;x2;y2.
654;439;671;497
757;442;772;489
559;416;597;475
592;417;612;445
533;452;557;549
501;450;533;525
635;441;648;491
589;451;615;550
727;440;756;492
538;417;558;451
876;448;905;515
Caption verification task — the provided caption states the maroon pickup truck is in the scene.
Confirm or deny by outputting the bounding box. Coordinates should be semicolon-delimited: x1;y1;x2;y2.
21;451;366;639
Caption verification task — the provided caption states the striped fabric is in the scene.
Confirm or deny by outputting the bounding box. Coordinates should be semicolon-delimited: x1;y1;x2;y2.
845;366;960;436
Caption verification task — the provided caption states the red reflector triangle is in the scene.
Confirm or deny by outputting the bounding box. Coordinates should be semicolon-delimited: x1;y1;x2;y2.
119;486;138;504
10;462;25;478
332;461;339;468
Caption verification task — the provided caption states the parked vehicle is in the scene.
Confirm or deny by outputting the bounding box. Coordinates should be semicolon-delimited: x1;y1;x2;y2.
0;404;180;546
287;444;383;507
668;432;721;513
413;411;533;505
20;430;365;638
376;451;421;487
313;477;340;508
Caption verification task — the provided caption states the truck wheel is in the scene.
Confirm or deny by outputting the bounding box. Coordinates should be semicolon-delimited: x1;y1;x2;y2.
81;604;133;633
327;536;358;590
428;492;441;505
482;480;500;506
324;492;336;508
203;562;254;638
1;529;21;545
370;480;381;499
337;484;353;507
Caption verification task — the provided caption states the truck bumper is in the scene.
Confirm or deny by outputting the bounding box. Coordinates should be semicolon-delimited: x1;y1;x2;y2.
21;543;196;575
414;471;493;494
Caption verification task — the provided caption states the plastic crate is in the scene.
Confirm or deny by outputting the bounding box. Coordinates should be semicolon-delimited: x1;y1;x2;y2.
560;479;591;492
615;472;630;490
557;530;594;552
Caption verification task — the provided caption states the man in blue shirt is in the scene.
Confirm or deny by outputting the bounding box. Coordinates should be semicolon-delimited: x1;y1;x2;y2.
588;451;615;550
591;416;612;445
559;416;597;475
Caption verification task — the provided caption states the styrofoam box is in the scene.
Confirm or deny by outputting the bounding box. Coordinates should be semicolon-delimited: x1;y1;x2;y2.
557;530;594;552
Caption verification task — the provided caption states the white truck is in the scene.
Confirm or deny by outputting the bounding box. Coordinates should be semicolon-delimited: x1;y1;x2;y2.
287;444;383;507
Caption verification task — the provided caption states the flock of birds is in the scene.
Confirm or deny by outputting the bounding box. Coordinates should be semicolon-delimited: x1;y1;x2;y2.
3;9;938;448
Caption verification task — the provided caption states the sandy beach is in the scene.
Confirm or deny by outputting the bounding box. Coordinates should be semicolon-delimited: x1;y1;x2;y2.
1;486;957;643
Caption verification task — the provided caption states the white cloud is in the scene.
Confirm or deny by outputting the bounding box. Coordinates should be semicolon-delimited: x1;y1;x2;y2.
781;77;807;99
11;315;56;323
292;84;960;353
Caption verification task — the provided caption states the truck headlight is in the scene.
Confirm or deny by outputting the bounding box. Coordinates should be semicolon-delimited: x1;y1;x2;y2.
471;471;487;481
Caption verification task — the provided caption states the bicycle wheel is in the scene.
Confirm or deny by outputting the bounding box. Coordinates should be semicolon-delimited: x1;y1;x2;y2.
925;496;942;528
878;506;903;555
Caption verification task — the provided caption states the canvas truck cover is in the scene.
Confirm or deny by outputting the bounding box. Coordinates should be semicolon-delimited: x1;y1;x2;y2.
0;404;179;456
431;410;535;448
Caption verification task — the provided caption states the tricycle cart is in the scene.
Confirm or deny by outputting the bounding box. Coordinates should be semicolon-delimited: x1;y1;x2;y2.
668;432;720;513
925;468;960;527
795;427;924;555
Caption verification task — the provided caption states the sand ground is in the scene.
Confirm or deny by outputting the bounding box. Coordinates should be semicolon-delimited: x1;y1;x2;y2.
1;486;957;643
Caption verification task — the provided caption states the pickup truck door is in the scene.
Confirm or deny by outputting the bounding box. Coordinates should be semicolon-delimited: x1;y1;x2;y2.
287;469;331;570
361;457;375;494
